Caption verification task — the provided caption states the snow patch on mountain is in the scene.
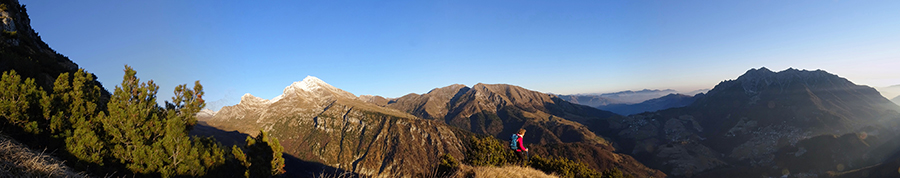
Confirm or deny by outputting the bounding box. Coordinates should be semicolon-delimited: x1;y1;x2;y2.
239;76;358;105
285;76;328;94
196;109;217;118
240;93;270;104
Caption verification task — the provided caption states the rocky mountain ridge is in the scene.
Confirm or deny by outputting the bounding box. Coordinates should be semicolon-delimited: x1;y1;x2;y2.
201;76;467;176
377;83;665;177
599;67;900;177
204;78;666;177
385;83;609;144
206;67;899;177
1;0;108;98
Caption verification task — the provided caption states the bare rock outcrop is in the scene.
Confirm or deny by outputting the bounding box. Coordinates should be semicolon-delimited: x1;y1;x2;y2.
201;76;466;177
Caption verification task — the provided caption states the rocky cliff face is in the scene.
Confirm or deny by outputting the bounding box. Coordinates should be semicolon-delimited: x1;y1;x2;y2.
385;84;469;120
603;68;900;177
1;0;43;49
692;68;898;138
379;83;666;178
384;83;615;145
0;0;107;98
204;78;668;177
201;76;467;177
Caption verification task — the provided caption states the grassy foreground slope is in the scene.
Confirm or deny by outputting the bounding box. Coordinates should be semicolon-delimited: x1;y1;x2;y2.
453;165;558;178
0;133;85;177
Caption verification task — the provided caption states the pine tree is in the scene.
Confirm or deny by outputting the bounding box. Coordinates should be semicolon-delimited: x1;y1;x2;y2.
0;70;46;134
190;136;226;176
245;130;286;177
101;65;160;174
155;82;224;176
231;145;251;178
67;69;106;165
100;65;225;177
2;66;236;177
67;115;106;165
46;72;72;135
43;69;107;165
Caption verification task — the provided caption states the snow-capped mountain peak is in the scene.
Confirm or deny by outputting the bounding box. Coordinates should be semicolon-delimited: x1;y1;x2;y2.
279;76;357;101
240;93;270;104
238;76;357;105
285;76;330;93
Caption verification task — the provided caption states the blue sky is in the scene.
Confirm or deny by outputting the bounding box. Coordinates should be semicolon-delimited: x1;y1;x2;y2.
20;0;900;110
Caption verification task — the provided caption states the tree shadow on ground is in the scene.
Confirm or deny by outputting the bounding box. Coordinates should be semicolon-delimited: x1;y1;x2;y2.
190;121;358;178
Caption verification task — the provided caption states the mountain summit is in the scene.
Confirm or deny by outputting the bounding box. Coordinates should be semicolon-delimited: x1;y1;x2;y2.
693;67;897;133
204;79;665;177
380;83;665;177
230;76;357;107
275;76;356;102
603;67;900;177
200;76;461;177
384;83;616;144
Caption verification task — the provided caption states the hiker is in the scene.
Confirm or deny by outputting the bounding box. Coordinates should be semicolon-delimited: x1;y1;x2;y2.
510;128;528;166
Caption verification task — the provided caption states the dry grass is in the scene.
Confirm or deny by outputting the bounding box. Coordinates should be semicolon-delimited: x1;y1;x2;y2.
451;164;558;178
0;134;86;178
313;164;557;178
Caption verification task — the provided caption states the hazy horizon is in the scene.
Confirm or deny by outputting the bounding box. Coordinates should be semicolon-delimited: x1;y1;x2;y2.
18;0;900;110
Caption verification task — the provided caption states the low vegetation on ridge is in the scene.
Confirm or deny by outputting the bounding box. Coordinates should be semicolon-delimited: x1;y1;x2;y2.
0;67;285;177
454;135;633;178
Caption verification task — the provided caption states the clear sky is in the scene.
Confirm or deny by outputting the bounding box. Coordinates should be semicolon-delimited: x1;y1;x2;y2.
19;0;900;110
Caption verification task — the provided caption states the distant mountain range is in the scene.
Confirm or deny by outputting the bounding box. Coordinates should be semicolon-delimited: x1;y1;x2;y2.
559;89;679;107
559;89;710;116
876;84;900;102
198;76;468;176
200;67;900;177
592;67;900;177
887;84;900;105
597;93;704;116
378;83;664;177
556;94;619;108
199;77;665;177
